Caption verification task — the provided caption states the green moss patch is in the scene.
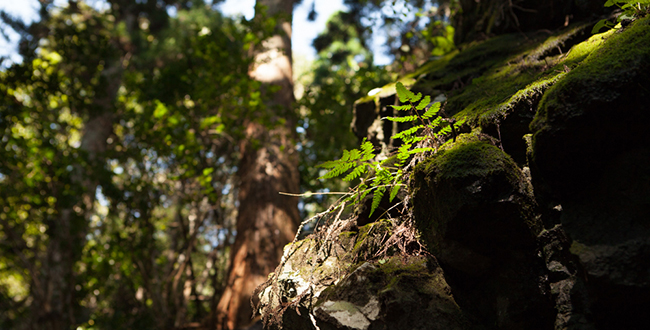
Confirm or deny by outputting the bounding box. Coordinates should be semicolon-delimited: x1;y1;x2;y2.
531;16;650;132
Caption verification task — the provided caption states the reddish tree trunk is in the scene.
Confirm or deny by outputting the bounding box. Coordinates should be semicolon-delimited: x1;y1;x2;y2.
216;0;300;329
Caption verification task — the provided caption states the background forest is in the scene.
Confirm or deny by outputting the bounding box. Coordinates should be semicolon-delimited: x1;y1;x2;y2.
0;0;451;329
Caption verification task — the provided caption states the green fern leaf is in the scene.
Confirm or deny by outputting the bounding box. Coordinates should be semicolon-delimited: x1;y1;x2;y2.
395;82;412;103
370;187;386;217
416;95;431;111
343;164;367;182
360;140;375;161
319;161;355;179
390;104;411;111
391;126;422;140
385;115;418;123
318;159;340;169
422;102;441;119
389;183;401;202
428;116;443;128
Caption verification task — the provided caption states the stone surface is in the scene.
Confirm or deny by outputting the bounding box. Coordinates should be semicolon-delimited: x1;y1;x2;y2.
260;15;650;330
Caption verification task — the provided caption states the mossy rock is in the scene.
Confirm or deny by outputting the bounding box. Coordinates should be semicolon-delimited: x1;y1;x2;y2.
530;16;650;196
410;136;539;255
315;256;469;330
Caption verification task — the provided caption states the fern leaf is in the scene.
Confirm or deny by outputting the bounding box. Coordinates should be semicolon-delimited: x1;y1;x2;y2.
389;183;401;202
428;116;443;128
422;102;441;119
318;159;340;169
360;140;375;161
416;95;431;111
348;149;361;161
397;143;412;160
395;82;412;103
391;125;422;140
341;149;351;162
319;161;355;179
390;104;411;111
407;147;435;155
343;164;367;182
385;115;418;123
369;187;386;217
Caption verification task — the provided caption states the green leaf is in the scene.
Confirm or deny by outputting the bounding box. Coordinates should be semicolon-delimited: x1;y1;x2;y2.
385;115;418;123
592;19;611;34
343;165;367;182
407;147;435;155
395;82;421;103
416;95;431;111
391;125;422;141
389;183;401;202
422;102;441;119
361;140;375;161
369;187;385;217
395;82;412;103
390;104;411;111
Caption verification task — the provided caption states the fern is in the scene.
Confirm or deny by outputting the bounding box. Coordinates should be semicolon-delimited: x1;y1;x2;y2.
592;0;650;33
318;82;465;217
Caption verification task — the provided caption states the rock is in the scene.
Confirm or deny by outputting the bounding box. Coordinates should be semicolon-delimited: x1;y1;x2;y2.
256;221;469;330
530;16;650;329
410;136;553;329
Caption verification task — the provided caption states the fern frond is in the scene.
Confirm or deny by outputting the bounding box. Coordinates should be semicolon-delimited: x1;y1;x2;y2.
389;183;401;202
370;187;386;217
319;161;356;179
391;125;422;140
416;95;431;111
390;104;411;111
395;82;422;103
402;135;426;144
360;140;375;161
428;116;443;128
407;147;435;155
343;164;367;182
422;102;441;119
318;159;341;169
385;115;418;123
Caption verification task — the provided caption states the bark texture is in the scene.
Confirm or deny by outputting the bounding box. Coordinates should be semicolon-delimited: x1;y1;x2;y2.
216;1;300;329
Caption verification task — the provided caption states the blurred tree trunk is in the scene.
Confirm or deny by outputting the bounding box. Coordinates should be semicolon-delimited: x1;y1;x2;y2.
34;61;121;330
215;0;300;329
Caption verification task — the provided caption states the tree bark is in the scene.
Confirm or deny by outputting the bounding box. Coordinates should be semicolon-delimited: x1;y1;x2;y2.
34;60;121;330
216;0;300;329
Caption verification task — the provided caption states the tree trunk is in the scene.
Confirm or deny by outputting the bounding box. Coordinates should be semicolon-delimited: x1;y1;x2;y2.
34;61;121;330
216;0;300;329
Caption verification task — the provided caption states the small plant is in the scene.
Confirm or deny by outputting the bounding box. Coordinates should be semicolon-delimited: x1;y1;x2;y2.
592;0;650;33
318;82;464;216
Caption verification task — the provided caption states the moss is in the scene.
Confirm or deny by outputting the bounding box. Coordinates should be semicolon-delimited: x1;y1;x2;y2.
531;16;650;132
423;140;521;184
349;219;392;259
410;138;526;251
444;23;595;126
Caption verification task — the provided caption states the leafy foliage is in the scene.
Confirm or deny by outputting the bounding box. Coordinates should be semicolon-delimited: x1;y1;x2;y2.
318;82;464;216
592;0;650;33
